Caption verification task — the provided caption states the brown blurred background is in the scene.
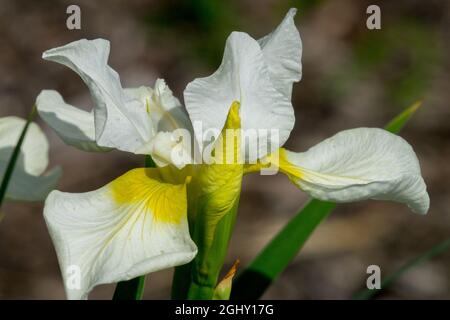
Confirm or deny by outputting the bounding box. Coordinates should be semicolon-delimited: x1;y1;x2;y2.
0;0;449;299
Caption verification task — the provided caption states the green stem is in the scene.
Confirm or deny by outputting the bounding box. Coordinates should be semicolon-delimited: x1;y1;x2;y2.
187;196;240;299
113;276;146;300
0;105;36;210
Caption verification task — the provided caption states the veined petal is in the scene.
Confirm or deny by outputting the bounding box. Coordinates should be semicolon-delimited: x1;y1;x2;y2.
125;79;192;133
184;32;294;161
44;168;197;299
136;131;194;169
258;8;302;99
42;39;152;153
125;80;195;167
0;116;61;201
36;90;109;152
273;128;429;214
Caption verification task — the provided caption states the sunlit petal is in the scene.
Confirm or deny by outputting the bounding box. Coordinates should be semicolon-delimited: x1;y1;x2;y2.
125;79;192;133
275;128;429;214
42;39;152;153
258;8;302;99
44;168;197;299
184;32;294;160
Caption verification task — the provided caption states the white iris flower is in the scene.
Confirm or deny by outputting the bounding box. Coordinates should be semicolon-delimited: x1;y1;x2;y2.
36;8;429;300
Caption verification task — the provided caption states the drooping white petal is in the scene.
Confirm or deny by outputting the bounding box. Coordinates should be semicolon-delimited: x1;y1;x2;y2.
44;168;197;299
277;128;429;214
42;39;152;153
258;8;302;99
184;32;294;161
0;116;61;201
36;90;110;152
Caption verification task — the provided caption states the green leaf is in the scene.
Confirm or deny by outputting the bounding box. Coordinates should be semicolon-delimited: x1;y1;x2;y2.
231;100;423;300
0;105;36;209
231;199;335;299
353;237;450;300
112;154;155;300
384;100;423;133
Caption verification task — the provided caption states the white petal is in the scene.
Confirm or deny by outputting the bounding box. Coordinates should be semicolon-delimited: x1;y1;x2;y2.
137;130;194;169
36;90;110;152
44;168;197;299
42;39;152;153
258;8;302;99
125;79;192;133
0;116;61;201
278;128;429;214
184;32;294;160
0;116;47;175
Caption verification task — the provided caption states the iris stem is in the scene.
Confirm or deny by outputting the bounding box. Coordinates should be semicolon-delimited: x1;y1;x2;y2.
187;199;239;299
113;276;146;300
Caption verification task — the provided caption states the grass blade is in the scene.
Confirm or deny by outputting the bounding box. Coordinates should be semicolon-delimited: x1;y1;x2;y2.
353;237;450;300
384;100;422;133
0;106;37;209
231;100;423;299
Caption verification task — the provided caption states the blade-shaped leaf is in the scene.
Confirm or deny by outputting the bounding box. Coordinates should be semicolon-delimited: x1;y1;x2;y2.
231;100;423;300
353;237;450;300
384;100;422;134
0;105;36;209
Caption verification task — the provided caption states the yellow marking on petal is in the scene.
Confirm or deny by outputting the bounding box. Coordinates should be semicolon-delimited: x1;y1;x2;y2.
243;148;305;179
109;168;187;224
269;148;368;186
212;101;241;165
276;148;304;179
145;98;150;114
224;101;241;130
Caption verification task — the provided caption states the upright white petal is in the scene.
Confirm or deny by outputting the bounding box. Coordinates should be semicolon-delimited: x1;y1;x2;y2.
44;168;197;299
137;131;194;168
0;116;61;201
184;32;294;160
37;90;109;152
276;128;429;214
42;39;152;153
125;79;192;133
258;8;302;99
